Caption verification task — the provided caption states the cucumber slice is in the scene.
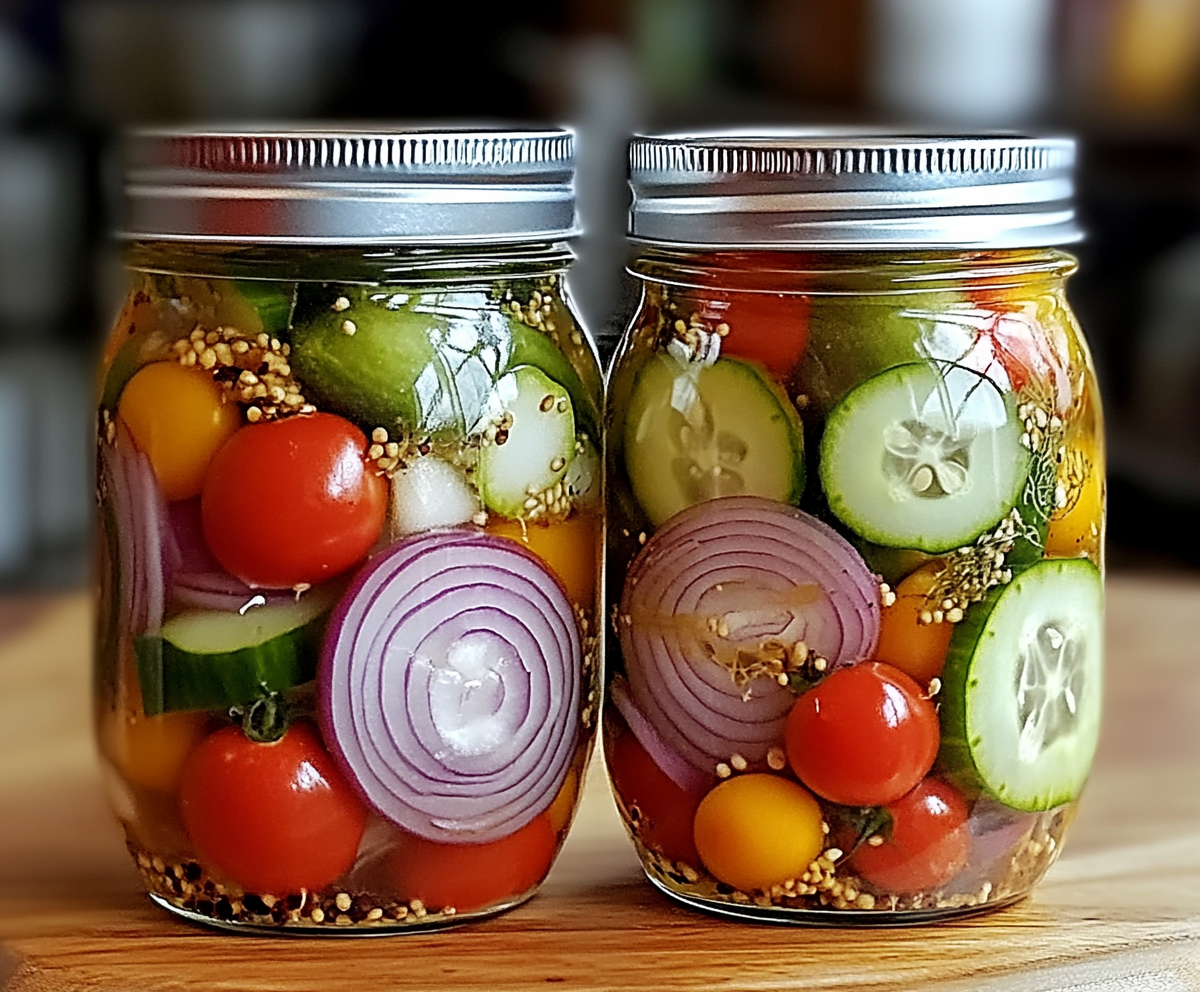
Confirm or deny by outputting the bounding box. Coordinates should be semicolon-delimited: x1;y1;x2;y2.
506;316;599;436
939;558;1103;811
563;433;600;509
623;355;805;527
820;362;1030;553
135;593;333;716
477;365;575;518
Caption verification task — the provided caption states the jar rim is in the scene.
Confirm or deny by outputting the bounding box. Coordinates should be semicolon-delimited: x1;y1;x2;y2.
627;130;1082;250
120;123;580;245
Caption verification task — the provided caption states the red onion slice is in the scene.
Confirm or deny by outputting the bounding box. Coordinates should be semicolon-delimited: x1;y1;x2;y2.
100;420;178;636
619;495;880;773
319;530;581;844
170;498;298;611
609;676;711;797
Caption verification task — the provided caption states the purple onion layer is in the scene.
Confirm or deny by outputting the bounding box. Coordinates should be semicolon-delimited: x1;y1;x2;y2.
319;530;581;844
619;495;880;773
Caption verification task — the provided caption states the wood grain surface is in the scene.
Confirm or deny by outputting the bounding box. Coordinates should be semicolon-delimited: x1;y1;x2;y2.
2;576;1200;991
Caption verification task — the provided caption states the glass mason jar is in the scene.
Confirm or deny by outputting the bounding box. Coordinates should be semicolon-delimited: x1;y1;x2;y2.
95;127;602;933
605;133;1104;923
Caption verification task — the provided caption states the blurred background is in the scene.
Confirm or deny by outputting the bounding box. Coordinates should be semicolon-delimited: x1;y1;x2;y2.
1;0;1199;587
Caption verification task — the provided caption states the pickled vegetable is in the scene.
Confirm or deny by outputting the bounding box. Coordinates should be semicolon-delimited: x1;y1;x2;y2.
607;246;1102;922
118;362;241;502
97;258;601;932
624;355;804;527
939;558;1104;811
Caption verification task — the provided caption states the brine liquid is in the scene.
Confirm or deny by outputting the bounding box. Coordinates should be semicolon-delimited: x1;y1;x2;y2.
96;257;601;932
604;250;1103;922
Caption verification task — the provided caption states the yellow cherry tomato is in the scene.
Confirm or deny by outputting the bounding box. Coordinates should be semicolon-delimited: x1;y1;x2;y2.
1046;462;1104;558
118;362;242;501
547;767;580;834
692;774;824;892
107;709;212;794
875;561;954;683
487;512;599;607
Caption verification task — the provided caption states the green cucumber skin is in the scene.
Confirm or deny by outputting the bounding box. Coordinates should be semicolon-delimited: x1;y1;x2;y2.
937;586;1000;801
938;558;1103;810
290;288;447;435
507;316;599;436
799;293;971;416
100;330;173;410
135;617;322;716
289;286;596;440
234;280;294;336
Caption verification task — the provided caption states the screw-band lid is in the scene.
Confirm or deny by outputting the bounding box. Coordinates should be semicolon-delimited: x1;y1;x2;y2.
122;124;578;245
628;130;1081;249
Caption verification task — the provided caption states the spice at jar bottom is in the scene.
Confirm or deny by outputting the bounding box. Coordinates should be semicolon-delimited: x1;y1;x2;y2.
604;132;1104;924
95;126;602;933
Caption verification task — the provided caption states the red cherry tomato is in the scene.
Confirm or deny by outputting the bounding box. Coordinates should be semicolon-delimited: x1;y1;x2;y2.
959;302;1072;413
390;814;557;913
675;289;810;382
717;292;810;381
201;413;386;588
785;661;939;807
606;729;703;865
848;779;970;893
179;722;368;894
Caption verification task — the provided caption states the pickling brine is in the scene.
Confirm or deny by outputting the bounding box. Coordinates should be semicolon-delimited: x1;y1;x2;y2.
606;133;1103;923
96;127;600;933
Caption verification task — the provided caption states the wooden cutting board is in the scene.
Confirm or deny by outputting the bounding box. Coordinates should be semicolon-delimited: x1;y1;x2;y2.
2;576;1200;992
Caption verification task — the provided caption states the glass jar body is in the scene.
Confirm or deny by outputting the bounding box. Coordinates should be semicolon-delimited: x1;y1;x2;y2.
604;248;1104;923
95;241;602;933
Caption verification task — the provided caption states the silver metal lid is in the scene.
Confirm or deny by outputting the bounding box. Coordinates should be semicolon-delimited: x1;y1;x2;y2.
122;124;578;245
628;131;1081;249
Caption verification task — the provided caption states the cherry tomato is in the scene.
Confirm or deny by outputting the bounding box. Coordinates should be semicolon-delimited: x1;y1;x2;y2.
847;779;970;893
716;291;810;381
488;512;599;607
606;729;703;865
785;662;939;807
875;562;954;683
201;412;387;588
671;290;808;383
959;303;1072;413
107;709;212;794
119;362;242;501
390;814;557;913
692;774;824;892
179;721;367;894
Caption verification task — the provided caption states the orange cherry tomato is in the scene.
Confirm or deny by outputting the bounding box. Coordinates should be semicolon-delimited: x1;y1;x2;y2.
785;662;939;807
875;562;954;683
107;709;212;794
201;412;386;588
487;512;599;606
179;722;367;894
390;814;557;913
847;779;970;893
119;362;242;501
606;729;703;866
692;774;824;892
